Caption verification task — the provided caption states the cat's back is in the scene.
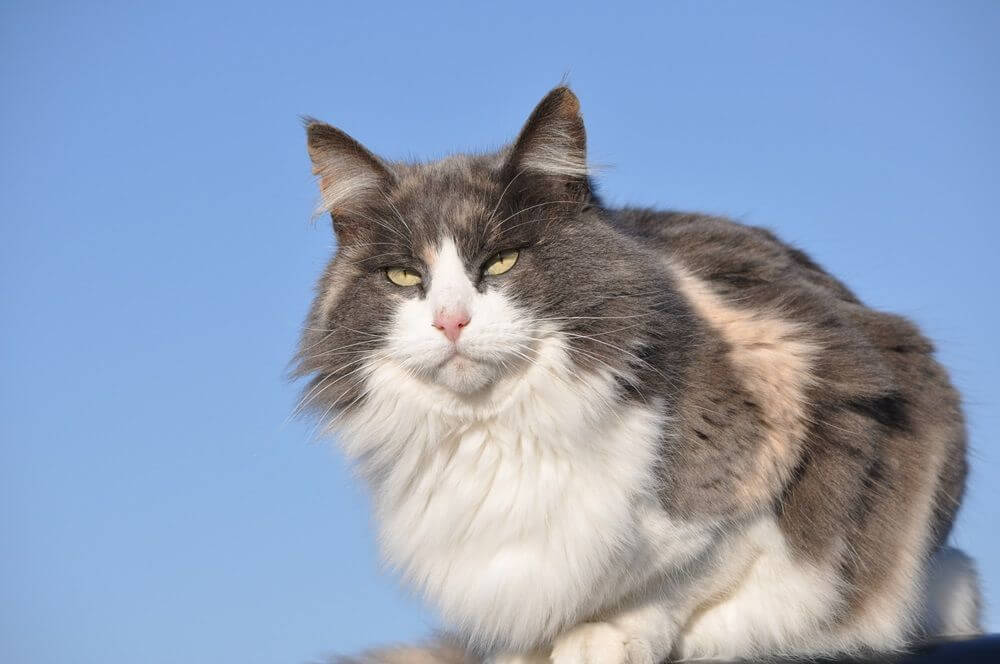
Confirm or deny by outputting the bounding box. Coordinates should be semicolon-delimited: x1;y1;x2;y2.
610;207;969;649
611;206;966;518
611;207;951;391
611;207;860;305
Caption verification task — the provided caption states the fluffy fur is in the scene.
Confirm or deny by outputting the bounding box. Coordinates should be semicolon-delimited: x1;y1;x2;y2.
294;87;981;663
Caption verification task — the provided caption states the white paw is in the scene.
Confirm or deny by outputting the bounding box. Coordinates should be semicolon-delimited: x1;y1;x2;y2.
491;653;550;664
551;622;652;664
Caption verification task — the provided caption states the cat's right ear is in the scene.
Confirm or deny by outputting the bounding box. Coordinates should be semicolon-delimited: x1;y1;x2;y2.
501;86;591;203
304;119;394;242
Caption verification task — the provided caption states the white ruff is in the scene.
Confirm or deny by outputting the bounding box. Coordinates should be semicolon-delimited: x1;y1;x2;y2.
332;335;672;652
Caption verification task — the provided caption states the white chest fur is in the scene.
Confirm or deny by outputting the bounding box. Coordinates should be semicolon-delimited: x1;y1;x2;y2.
333;343;671;652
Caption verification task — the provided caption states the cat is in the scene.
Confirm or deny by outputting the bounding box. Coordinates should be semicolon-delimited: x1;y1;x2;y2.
294;87;982;663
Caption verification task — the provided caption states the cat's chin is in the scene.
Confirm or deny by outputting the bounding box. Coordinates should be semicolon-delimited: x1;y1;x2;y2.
432;353;504;395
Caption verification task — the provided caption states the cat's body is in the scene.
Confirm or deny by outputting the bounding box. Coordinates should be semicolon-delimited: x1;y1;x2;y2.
296;88;981;663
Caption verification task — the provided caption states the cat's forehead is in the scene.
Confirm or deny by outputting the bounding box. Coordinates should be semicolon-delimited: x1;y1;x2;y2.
389;154;502;226
349;153;505;259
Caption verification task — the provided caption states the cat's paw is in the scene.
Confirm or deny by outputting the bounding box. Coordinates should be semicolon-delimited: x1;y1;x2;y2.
550;622;653;664
491;652;550;664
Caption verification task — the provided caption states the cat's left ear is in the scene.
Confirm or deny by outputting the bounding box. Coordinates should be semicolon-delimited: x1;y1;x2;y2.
502;86;592;202
304;118;395;243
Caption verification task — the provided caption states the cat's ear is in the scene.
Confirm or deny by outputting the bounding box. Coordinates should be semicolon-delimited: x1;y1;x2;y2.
305;119;394;241
503;86;591;201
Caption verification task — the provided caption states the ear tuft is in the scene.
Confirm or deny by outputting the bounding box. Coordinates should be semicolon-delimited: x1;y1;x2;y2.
304;119;393;221
507;86;589;180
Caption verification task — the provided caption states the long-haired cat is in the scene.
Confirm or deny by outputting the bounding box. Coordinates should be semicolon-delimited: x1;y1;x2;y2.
294;87;981;663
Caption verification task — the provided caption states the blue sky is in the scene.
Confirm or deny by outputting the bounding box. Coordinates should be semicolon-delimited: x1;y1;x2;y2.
1;2;997;663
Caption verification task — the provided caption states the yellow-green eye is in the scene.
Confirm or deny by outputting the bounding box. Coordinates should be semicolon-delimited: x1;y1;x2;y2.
386;267;422;287
483;250;519;276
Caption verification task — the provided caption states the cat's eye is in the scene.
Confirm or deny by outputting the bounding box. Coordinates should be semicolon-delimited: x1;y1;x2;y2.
483;250;519;277
386;267;422;287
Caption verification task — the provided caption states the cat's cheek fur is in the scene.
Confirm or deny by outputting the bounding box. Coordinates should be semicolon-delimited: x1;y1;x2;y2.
386;295;457;379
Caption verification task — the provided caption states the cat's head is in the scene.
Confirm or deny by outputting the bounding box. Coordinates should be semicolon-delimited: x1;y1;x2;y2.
295;87;684;421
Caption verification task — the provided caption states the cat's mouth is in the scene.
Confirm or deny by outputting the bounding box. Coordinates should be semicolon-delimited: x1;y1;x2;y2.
405;333;547;397
441;349;479;368
428;346;509;395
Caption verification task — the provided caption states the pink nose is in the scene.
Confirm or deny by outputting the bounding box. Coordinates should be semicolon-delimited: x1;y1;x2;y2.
432;310;470;342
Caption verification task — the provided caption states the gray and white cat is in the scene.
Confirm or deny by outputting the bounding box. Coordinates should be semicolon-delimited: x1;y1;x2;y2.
295;87;982;663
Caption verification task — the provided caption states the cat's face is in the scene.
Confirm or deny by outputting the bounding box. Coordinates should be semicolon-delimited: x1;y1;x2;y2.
295;88;681;419
379;235;533;395
325;158;573;397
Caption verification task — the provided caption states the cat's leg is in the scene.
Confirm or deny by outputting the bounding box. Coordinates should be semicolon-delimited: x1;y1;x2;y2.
548;523;767;664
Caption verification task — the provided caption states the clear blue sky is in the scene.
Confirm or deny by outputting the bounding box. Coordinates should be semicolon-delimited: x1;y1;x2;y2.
1;2;997;663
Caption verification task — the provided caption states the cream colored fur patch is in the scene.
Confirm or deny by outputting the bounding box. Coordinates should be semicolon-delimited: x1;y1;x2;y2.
669;264;818;506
